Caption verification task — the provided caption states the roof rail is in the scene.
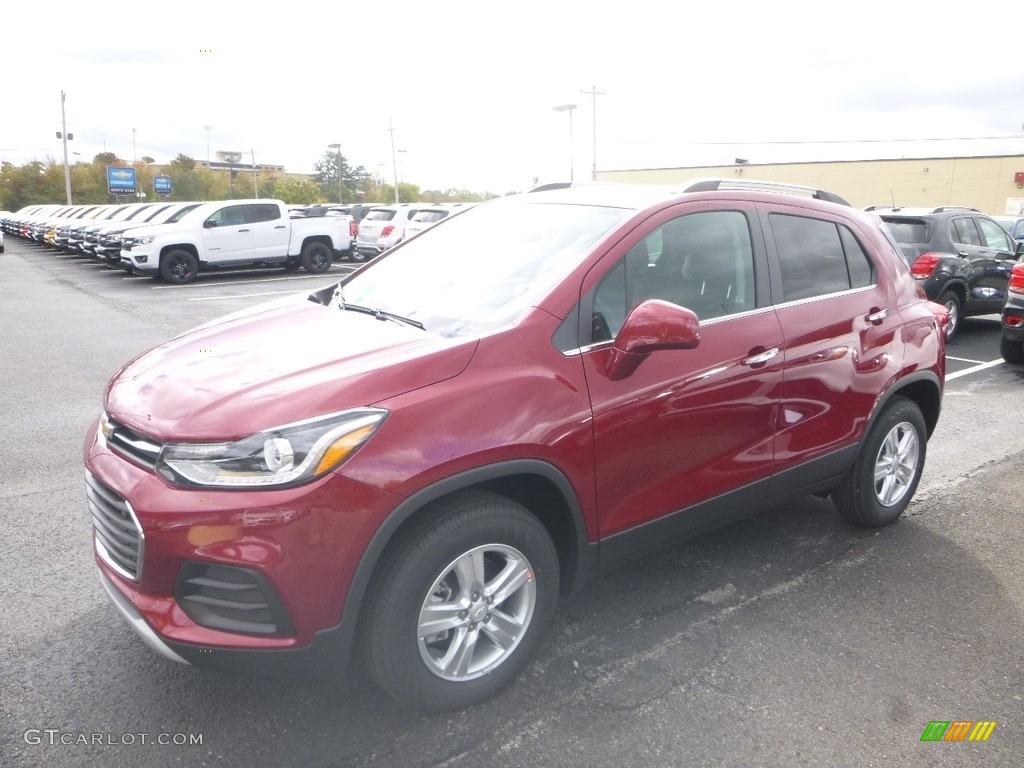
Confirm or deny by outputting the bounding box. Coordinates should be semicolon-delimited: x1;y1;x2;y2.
930;206;979;213
680;178;851;207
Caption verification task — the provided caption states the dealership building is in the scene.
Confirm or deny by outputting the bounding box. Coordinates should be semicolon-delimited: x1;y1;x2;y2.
597;146;1024;216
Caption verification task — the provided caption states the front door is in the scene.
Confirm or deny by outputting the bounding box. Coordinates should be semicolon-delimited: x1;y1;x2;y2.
579;204;784;554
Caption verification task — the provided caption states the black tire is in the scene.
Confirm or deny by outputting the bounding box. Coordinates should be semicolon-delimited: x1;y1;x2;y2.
938;290;961;340
281;259;301;272
363;491;559;712
832;396;926;527
300;241;333;273
159;249;198;284
1000;335;1024;364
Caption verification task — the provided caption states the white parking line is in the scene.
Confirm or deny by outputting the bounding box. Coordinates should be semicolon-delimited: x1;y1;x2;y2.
947;355;986;364
149;272;347;289
946;359;1005;381
186;289;309;302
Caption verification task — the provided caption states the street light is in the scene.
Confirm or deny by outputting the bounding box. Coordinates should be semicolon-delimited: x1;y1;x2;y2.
203;125;212;165
327;143;342;203
551;103;577;182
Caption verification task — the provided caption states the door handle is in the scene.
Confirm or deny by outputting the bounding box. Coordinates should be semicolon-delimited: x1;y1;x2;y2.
866;308;889;325
238;228;250;232
742;347;779;366
274;225;286;229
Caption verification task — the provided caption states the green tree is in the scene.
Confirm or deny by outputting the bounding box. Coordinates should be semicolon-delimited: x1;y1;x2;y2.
273;176;325;205
312;148;370;203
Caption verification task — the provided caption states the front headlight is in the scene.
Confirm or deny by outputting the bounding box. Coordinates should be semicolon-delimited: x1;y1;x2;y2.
156;408;387;488
136;235;156;245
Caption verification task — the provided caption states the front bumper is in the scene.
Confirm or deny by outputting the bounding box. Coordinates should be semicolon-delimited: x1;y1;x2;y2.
85;419;401;678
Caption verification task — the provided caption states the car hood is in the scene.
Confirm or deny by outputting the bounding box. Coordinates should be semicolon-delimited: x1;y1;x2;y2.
105;296;477;442
122;222;186;239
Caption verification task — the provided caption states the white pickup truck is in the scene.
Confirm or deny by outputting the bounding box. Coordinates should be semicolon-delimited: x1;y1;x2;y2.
119;199;353;284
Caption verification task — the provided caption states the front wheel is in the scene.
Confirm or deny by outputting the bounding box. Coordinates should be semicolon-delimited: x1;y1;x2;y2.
363;491;559;712
300;241;333;273
938;290;961;340
159;249;198;284
1000;335;1024;364
832;396;926;527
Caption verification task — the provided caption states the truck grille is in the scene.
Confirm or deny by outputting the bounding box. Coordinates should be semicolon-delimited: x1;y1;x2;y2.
86;472;144;581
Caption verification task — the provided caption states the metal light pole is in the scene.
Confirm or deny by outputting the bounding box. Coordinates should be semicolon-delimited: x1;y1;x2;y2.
580;84;604;181
328;143;342;203
132;127;137;164
203;125;212;165
59;90;72;204
552;104;576;181
387;117;400;203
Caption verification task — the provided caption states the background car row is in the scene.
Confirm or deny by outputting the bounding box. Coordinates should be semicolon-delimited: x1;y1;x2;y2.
1;199;477;273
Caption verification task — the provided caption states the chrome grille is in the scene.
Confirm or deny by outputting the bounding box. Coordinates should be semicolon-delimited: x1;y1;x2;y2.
104;416;161;470
86;472;144;581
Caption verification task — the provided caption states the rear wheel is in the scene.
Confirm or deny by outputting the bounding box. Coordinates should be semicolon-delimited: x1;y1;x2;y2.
159;249;198;284
832;396;926;527
938;290;961;340
1000;335;1024;364
363;491;559;712
300;241;332;273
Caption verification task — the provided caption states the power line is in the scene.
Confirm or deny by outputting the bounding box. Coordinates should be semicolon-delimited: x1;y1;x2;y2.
616;134;1024;147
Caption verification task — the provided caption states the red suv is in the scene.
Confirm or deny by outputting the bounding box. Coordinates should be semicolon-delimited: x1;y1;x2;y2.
85;179;946;711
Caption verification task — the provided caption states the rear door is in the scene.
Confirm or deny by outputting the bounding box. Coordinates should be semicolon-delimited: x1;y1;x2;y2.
580;202;784;549
247;203;289;258
759;203;903;494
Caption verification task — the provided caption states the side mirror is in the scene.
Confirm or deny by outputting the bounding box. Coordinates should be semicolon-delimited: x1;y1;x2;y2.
606;299;701;381
1015;241;1024;258
203;219;217;229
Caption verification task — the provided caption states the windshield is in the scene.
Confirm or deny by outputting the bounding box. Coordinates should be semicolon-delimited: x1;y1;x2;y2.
338;199;631;337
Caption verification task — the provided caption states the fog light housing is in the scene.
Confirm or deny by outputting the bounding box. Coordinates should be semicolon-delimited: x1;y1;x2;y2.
135;255;148;264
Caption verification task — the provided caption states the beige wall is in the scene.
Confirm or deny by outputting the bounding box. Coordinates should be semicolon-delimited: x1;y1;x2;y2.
597;155;1024;216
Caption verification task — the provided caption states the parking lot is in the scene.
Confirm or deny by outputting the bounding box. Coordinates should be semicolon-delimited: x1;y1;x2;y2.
3;238;1022;768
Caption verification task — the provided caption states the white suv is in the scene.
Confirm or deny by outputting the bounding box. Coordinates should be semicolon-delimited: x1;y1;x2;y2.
352;204;420;261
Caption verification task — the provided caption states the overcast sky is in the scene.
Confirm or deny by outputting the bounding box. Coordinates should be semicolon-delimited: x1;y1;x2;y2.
2;0;1021;194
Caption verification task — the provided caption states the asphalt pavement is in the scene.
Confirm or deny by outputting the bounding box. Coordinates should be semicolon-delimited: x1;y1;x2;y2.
1;240;1021;768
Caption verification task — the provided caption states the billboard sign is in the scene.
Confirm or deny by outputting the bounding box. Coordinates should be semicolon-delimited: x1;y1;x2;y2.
154;175;173;195
107;166;137;195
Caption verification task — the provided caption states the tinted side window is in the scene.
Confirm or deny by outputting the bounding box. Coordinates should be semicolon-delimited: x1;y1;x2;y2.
589;210;756;341
249;204;281;223
838;226;875;288
771;214;857;301
951;217;981;246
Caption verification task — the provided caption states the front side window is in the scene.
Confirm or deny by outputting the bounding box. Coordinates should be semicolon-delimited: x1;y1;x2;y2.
977;217;1012;251
770;214;875;302
206;205;247;227
589;210;756;342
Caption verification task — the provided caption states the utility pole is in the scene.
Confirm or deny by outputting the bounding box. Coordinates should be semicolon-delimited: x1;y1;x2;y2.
580;84;604;181
203;125;212;165
387;116;400;203
251;149;258;197
60;90;72;204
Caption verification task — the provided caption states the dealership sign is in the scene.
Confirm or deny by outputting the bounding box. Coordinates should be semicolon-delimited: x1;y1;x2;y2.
154;175;173;195
106;166;137;195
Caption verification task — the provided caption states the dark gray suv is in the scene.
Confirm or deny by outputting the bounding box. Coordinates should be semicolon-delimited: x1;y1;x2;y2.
871;206;1024;339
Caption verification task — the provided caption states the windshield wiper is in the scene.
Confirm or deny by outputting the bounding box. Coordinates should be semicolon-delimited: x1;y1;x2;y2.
339;302;425;330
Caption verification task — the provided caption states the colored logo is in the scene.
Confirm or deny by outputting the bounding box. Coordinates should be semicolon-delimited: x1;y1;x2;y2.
920;721;997;742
